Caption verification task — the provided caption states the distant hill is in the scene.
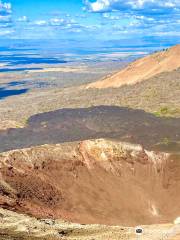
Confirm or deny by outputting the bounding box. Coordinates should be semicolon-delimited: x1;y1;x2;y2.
86;44;180;89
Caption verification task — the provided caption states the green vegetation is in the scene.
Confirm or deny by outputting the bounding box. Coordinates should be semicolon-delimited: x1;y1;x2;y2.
154;107;180;117
162;137;170;145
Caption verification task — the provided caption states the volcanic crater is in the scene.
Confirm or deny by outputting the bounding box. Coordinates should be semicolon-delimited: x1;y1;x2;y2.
0;45;180;236
0;106;179;226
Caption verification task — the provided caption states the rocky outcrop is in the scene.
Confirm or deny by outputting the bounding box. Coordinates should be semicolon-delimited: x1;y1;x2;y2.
0;139;180;226
87;45;180;88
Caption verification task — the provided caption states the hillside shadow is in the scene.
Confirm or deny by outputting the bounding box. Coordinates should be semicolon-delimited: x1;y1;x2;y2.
0;87;28;100
0;67;42;73
0;105;179;152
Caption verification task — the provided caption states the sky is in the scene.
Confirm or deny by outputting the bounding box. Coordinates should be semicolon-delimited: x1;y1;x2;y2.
0;0;179;45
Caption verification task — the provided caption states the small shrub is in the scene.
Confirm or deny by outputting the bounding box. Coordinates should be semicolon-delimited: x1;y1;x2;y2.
160;107;168;114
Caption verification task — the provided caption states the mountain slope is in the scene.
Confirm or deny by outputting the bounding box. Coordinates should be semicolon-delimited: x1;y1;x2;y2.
86;44;180;89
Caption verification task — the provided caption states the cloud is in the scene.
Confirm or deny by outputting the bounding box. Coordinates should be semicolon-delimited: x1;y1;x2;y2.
0;0;11;16
85;0;110;12
0;14;11;22
83;0;180;40
0;1;12;30
33;20;47;26
102;13;120;19
0;29;13;35
85;0;180;15
49;17;77;26
17;16;29;22
33;17;79;29
49;18;66;26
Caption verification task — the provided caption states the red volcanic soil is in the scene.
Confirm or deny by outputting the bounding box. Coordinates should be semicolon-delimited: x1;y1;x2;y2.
87;44;180;89
0;139;180;226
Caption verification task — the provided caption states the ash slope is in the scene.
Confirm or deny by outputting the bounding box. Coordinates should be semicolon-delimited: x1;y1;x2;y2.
87;44;180;89
0;139;180;226
0;106;179;152
0;208;179;240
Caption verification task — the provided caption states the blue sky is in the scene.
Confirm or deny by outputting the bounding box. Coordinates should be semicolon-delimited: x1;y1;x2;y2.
0;0;179;45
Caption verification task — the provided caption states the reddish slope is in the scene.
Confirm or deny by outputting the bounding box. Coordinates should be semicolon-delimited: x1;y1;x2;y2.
87;44;180;89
